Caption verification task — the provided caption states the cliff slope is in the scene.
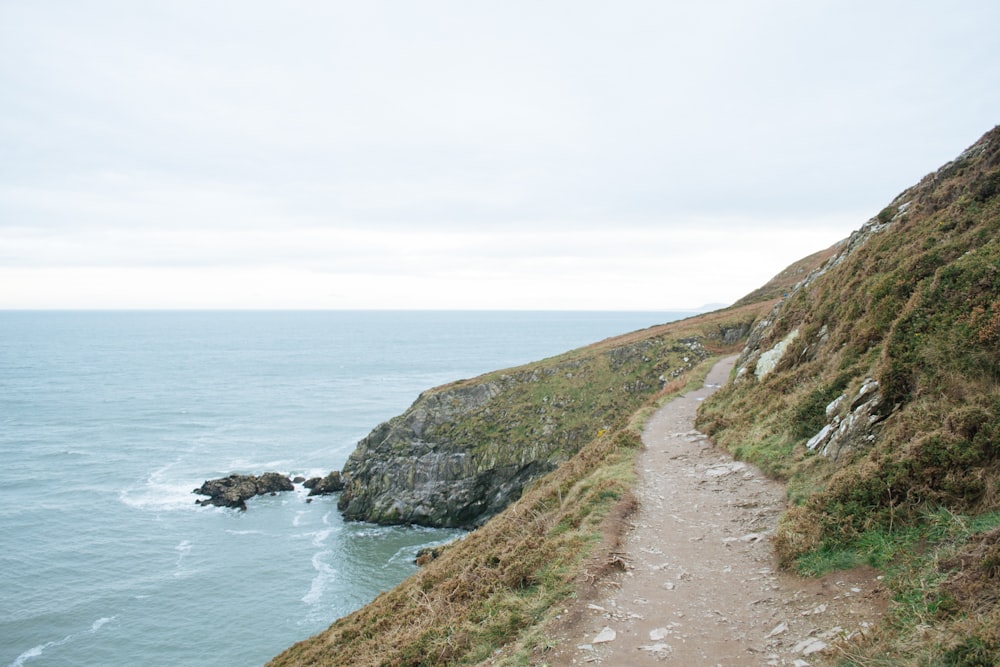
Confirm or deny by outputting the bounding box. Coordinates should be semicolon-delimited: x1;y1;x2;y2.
697;125;1000;663
269;306;787;666
272;125;1000;666
337;310;756;528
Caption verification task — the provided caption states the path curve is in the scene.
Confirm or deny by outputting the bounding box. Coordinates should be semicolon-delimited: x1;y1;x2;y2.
540;356;885;666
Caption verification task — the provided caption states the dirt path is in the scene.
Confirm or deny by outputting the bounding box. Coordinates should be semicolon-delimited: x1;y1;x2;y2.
540;356;885;666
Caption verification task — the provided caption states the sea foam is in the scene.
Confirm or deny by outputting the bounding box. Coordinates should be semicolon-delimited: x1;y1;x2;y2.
301;551;336;605
11;616;116;667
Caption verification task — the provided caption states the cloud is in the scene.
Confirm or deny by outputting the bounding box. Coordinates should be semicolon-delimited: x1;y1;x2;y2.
1;1;999;308
0;215;853;309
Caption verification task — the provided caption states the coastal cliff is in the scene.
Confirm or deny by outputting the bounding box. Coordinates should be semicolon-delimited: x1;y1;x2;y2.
274;126;1000;666
337;332;718;527
268;305;780;667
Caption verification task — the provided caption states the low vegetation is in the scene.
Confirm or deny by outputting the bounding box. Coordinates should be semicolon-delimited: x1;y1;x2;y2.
268;307;776;666
273;127;999;666
697;126;1000;664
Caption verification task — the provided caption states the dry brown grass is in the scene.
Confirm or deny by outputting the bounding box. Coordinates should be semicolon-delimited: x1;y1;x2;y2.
698;125;1000;665
269;430;637;666
264;189;842;665
268;353;722;667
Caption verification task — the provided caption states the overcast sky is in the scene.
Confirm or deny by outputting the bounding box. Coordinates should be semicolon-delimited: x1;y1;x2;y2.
2;1;998;310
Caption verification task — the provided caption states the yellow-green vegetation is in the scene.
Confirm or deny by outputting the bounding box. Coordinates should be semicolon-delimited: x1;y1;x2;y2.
269;306;776;666
337;302;767;528
696;126;1000;664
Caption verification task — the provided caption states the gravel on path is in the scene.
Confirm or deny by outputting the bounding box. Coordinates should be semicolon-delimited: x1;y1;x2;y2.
539;356;885;666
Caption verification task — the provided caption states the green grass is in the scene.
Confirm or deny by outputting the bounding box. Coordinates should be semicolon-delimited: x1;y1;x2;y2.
796;509;1000;578
813;511;1000;666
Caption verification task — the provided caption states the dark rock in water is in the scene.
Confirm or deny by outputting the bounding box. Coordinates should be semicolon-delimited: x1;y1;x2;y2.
193;472;294;510
303;471;345;496
292;476;306;484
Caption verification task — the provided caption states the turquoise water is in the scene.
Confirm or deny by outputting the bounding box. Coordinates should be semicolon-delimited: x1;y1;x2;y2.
0;310;693;666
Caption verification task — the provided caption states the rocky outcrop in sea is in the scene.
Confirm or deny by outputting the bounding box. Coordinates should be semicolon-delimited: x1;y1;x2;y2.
193;472;294;510
303;471;345;496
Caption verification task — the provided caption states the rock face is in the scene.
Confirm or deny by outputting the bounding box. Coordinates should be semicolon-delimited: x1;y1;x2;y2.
303;471;345;496
193;473;294;510
805;378;885;461
337;335;714;528
337;376;557;528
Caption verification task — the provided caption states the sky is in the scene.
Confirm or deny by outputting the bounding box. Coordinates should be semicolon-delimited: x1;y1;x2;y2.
1;1;998;310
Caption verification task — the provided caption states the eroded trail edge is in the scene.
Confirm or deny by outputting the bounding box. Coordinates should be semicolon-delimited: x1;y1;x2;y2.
543;356;885;666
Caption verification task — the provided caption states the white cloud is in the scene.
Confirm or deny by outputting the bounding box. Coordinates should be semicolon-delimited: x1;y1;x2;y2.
1;1;998;309
0;216;853;309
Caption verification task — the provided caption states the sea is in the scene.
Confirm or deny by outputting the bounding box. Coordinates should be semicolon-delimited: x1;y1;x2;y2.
0;310;695;667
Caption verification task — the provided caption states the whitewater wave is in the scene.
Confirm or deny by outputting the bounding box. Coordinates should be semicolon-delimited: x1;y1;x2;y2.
172;540;193;578
118;462;202;512
11;616;116;667
301;551;336;605
308;528;333;547
225;457;297;473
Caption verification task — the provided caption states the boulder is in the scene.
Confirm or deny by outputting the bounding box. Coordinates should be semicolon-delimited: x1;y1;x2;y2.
303;471;345;496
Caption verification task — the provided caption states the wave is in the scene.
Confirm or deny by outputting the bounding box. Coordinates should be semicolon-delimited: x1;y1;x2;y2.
308;529;333;547
301;551;336;606
172;540;193;578
90;617;113;632
10;616;116;667
117;462;203;512
118;482;201;513
225;457;298;473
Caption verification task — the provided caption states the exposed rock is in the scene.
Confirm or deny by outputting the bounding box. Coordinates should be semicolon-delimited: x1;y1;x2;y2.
592;627;617;643
292;476;306;484
754;328;800;379
193;472;294;510
339;446;552;528
805;379;885;461
766;621;789;638
705;322;753;348
793;637;829;656
336;376;538;528
303;471;345;496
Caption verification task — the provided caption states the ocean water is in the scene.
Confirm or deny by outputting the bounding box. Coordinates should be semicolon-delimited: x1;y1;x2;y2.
0;310;694;667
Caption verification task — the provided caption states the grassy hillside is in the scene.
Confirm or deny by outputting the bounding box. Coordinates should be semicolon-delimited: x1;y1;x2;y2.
336;306;736;528
268;306;780;666
271;125;1000;666
696;126;1000;664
